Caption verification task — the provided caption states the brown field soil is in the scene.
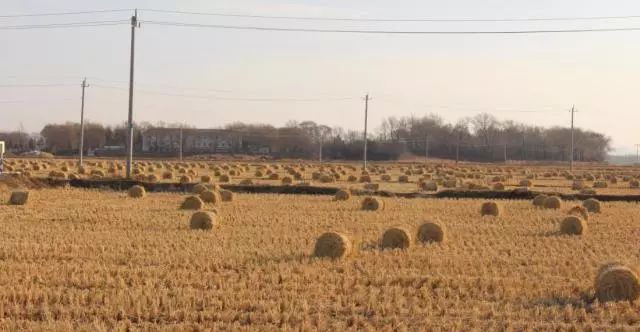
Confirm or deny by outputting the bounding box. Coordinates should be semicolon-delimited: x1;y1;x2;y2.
0;187;638;330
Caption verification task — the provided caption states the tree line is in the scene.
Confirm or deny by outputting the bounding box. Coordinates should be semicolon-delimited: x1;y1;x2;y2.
0;113;611;161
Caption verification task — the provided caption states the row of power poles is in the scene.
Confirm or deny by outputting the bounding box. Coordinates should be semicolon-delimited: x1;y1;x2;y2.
74;9;584;176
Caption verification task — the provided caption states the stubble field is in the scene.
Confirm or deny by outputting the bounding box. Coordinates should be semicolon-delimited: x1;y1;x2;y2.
0;184;638;330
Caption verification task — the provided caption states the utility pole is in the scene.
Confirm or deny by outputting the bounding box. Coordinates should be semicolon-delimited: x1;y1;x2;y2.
363;94;370;171
125;9;139;179
503;143;507;163
179;126;183;161
424;134;429;164
455;136;460;164
319;136;323;163
635;144;640;163
570;105;576;171
78;77;89;167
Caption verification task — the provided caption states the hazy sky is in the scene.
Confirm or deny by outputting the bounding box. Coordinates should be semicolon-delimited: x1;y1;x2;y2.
2;0;640;154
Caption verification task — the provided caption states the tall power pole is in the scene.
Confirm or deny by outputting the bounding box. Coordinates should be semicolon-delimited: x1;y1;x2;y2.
319;136;323;163
424;134;429;164
78;78;89;166
570;105;576;171
635;144;640;163
179;126;183;161
125;9;139;179
363;94;370;171
503;143;507;163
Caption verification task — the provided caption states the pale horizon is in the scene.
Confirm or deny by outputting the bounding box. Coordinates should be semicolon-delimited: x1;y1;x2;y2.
3;0;640;154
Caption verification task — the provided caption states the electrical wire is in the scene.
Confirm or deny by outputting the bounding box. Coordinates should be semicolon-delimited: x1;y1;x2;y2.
0;83;76;87
0;9;133;18
92;84;356;102
141;20;640;34
141;8;640;23
0;20;130;30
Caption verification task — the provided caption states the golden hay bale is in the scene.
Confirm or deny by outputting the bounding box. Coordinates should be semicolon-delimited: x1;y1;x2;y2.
220;190;234;202
359;175;372;183
268;173;280;180
219;174;231;183
480;201;500;216
361;196;384;211
189;211;216;230
239;179;253;185
192;183;208;194
492;182;505;191
68;173;80;180
313;232;351;258
363;183;380;191
543;196;562;210
398;175;409;183
583;198;601;213
162;171;174;180
180;196;204;210
9;191;29;205
568;205;589;221
282;176;293;185
532;194;548;207
200;190;221;204
128;185;146;198
147;174;159;182
179;175;192;184
519;179;533;187
380;227;412;250
347;175;358;182
416;222;446;243
201;175;212;183
560;216;587;235
319;174;334;183
380;174;392;181
334;189;351;201
595;263;640;303
630;180;640;188
421;180;438;192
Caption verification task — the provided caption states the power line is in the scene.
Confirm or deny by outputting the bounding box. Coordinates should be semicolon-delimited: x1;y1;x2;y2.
91;83;356;102
0;83;75;87
141;20;640;34
141;8;640;23
0;9;133;18
0;20;130;30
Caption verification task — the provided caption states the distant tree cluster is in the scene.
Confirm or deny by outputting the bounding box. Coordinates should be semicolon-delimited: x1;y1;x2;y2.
0;113;611;162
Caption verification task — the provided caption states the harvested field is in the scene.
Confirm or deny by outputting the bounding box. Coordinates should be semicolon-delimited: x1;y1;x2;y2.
0;186;638;330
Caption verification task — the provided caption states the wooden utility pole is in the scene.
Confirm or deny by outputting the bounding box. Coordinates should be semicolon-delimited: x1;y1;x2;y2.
503;143;507;163
179;126;183;161
570;105;576;171
78;78;89;166
455;136;460;164
424;134;429;164
363;94;370;171
635;144;640;163
126;9;139;178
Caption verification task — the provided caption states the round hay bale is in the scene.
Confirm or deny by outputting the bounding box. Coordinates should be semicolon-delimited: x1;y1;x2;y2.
220;190;234;202
568;205;589;221
347;175;358;182
380;174;392;181
319;174;334;183
201;175;212;183
128;185;146;198
162;171;174;180
268;173;280;180
334;189;351;201
480;201;500;216
421;180;438;192
630;180;640;188
313;232;351;258
361;196;384;211
519;179;533;187
179;175;192;184
560;216;587;235
363;183;380;191
583;198;601;213
9;191;29;205
239;179;253;185
416;222;446;243
359;175;372;183
543;196;562;210
380;227;412;250
192;183;208;194
398;175;409;183
595;263;640;303
181;196;204;210
219;174;231;183
532;194;549;207
189;211;216;230
200;190;221;204
147;174;158;182
281;176;293;185
492;182;505;191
